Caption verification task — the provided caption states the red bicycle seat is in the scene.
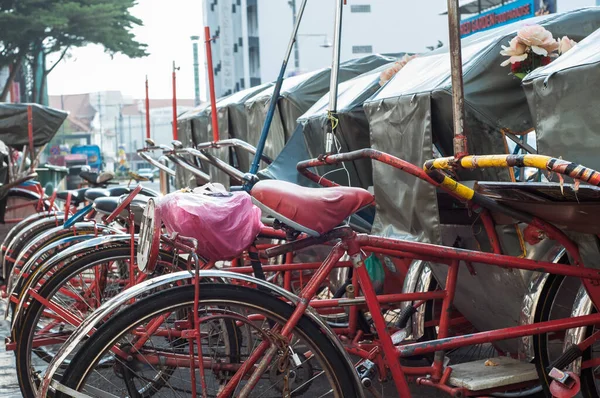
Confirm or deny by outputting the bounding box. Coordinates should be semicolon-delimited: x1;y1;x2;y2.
251;180;374;236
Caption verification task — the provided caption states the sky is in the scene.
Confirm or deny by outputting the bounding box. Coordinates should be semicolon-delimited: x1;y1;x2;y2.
46;0;596;100
47;0;454;100
47;0;205;100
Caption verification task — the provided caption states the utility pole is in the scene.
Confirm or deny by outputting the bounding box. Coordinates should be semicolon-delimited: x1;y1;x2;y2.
172;61;180;141
114;115;119;164
60;94;65;145
97;92;103;152
191;36;201;106
118;105;124;168
139;112;144;153
145;76;151;140
128;115;133;163
289;0;300;71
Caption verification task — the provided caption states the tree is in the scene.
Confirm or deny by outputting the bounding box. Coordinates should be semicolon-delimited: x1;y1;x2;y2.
0;0;148;102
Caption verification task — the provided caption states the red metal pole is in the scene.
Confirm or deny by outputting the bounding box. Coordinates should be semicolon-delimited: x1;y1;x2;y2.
204;26;220;142
27;105;34;172
145;76;151;140
172;62;179;141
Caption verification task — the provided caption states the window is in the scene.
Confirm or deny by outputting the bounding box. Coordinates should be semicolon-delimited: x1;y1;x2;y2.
351;5;371;13
352;45;373;54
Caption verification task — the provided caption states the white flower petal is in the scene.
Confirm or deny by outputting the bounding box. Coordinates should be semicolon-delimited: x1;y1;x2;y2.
531;46;548;56
511;54;528;62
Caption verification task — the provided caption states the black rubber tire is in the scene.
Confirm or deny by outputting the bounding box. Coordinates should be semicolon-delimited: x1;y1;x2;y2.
9;229;94;303
4;218;64;279
56;284;360;397
15;245;178;398
533;273;574;397
579;307;599;398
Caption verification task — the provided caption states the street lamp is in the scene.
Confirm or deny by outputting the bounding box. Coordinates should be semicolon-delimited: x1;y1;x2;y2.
298;34;333;48
291;34;332;74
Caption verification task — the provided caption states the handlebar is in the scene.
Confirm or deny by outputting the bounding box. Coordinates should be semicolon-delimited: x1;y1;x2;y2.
298;150;588;266
136;138;274;185
138;152;176;177
195;139;273;165
138;142;174;153
423;154;600;201
177;147;245;183
166;154;211;184
296;149;441;188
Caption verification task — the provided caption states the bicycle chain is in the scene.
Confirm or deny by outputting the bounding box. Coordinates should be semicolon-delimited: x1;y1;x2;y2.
266;330;292;397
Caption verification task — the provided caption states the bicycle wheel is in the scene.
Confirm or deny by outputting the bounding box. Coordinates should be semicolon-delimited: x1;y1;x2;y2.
4;216;65;277
15;245;178;397
533;273;588;396
1;212;61;281
56;284;359;397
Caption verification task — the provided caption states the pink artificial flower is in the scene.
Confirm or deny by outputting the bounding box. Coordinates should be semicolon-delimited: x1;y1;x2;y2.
558;36;577;54
500;36;529;66
517;25;558;56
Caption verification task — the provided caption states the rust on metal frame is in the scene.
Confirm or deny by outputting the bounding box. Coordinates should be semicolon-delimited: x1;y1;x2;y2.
446;0;468;159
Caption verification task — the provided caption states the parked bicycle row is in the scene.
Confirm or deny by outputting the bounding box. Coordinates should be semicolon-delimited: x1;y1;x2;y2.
3;3;600;398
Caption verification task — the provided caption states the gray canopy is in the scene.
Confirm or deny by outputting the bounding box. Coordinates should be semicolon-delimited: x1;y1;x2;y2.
363;8;600;354
220;82;274;173
245;54;398;161
298;60;398;189
175;83;273;188
523;26;600;173
175;103;211;188
0;103;67;148
365;7;600;244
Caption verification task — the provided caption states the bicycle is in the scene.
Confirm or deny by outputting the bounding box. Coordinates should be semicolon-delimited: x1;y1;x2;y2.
33;151;600;397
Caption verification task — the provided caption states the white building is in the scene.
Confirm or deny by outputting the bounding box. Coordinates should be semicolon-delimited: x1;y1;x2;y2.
204;0;451;98
558;0;599;10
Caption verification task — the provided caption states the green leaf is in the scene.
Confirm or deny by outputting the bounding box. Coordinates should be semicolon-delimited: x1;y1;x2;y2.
513;72;527;80
0;0;148;77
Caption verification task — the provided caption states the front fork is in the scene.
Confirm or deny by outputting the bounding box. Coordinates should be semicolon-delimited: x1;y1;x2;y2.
346;240;413;396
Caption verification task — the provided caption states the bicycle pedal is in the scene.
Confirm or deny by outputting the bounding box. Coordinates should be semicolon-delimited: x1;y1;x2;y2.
361;377;382;398
356;359;376;379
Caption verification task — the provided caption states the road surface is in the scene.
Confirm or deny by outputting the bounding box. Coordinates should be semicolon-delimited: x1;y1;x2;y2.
0;299;20;398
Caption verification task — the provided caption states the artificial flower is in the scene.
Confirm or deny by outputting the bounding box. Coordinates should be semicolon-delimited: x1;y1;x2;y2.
517;25;558;56
500;36;529;66
558;36;577;54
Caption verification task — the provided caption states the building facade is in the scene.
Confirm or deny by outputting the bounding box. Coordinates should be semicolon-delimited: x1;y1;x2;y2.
205;0;599;97
203;0;422;98
49;92;194;171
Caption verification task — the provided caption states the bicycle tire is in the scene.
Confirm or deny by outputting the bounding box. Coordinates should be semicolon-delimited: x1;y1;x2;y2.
56;283;360;397
4;217;65;278
15;246;179;397
533;273;581;397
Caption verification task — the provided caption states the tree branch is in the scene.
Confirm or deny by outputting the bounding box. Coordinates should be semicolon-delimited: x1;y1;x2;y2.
0;56;23;102
46;46;70;75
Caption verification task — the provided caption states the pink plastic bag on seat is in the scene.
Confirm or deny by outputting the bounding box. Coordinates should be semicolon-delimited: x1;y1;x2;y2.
158;185;263;261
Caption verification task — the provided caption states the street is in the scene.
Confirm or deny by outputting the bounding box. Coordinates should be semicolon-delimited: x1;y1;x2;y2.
0;298;19;398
